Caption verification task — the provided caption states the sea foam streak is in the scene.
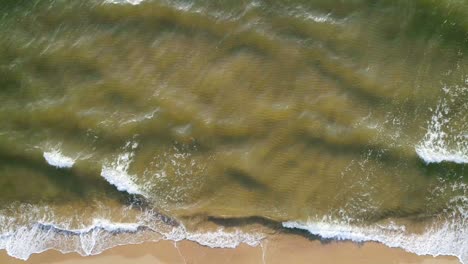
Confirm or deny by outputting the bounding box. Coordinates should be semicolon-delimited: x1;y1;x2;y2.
162;227;264;248
416;86;468;164
283;215;467;264
283;175;468;264
415;101;468;164
101;141;144;195
0;208;263;261
43;149;76;168
416;146;468;164
104;0;145;5
0;219;156;260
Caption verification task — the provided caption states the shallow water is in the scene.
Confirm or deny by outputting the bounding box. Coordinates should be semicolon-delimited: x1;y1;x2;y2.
0;0;466;262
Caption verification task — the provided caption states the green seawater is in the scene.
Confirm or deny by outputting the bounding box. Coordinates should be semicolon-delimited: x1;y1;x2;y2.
0;0;466;262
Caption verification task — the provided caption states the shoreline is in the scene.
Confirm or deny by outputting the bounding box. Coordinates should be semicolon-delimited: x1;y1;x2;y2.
0;233;461;264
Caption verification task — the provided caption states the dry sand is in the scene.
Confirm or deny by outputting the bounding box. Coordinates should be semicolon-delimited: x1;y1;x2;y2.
0;233;460;264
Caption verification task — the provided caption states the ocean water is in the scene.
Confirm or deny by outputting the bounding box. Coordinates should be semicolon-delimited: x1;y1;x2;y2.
0;0;466;262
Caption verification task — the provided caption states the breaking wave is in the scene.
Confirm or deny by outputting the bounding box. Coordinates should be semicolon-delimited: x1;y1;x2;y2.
43;149;76;169
283;219;466;264
0;210;264;261
104;0;146;5
284;178;468;264
101;141;146;196
416;85;468;164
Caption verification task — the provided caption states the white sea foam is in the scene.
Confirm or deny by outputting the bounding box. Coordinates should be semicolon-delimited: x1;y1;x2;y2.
283;218;467;264
415;146;468;164
104;0;145;5
1;203;463;263
304;13;337;24
415;102;468;164
101;141;144;195
0;209;264;261
65;219;141;234
416;86;468;164
101;164;142;195
288;7;341;25
162;226;264;248
43;149;76;168
284;177;467;263
0;203;165;260
0;219;155;260
121;108;160;125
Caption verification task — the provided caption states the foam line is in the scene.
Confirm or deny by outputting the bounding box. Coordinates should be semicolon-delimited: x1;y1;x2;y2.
43;149;76;168
104;0;146;5
101;141;144;195
0;218;264;261
282;220;467;264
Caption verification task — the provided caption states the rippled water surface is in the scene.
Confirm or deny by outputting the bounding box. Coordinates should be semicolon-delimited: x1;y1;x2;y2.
0;0;466;262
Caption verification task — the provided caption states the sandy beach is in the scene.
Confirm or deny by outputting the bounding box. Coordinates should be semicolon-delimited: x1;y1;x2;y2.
0;233;460;264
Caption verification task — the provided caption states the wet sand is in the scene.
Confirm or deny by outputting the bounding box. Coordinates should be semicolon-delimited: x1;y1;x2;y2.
0;234;460;264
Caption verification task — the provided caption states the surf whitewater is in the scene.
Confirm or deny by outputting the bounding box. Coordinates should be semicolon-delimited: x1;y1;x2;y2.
0;0;466;263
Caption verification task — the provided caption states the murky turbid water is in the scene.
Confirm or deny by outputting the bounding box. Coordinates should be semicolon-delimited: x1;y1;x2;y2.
0;0;467;262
